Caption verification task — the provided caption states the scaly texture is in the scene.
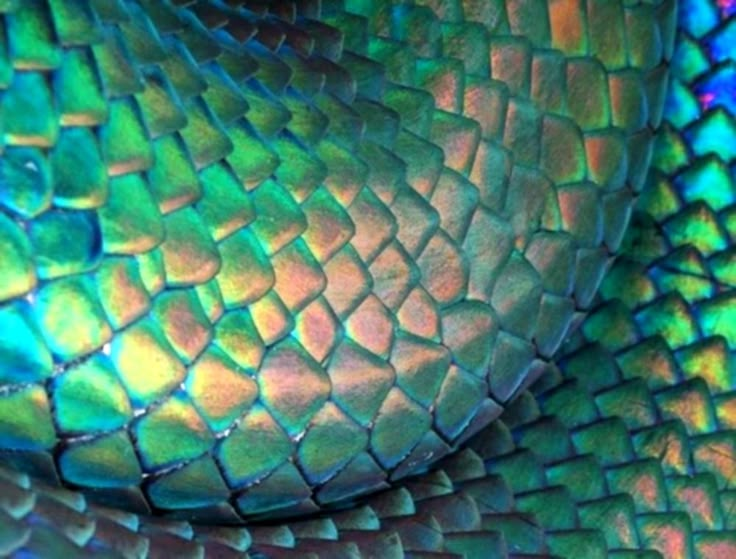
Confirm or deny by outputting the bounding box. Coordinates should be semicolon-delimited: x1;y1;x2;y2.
4;1;736;558
0;0;672;522
1;4;734;557
2;2;736;558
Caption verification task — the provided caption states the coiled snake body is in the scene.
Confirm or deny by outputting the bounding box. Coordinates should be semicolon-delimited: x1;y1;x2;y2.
1;0;735;557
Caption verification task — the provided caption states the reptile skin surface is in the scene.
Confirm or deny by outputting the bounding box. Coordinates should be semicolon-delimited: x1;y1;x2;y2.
2;0;736;558
0;0;673;523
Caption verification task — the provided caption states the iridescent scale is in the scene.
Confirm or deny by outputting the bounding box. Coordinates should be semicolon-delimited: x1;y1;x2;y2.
0;0;735;558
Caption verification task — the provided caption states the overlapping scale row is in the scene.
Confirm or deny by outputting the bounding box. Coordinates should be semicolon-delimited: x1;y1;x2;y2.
3;3;736;558
0;0;673;521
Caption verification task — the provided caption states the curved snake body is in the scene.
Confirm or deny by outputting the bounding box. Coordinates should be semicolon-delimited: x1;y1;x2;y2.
2;0;736;558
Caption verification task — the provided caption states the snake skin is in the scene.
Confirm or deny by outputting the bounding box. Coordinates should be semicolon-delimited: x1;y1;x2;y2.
0;0;674;523
4;0;736;558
